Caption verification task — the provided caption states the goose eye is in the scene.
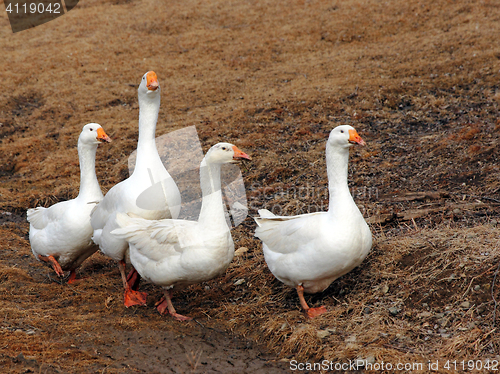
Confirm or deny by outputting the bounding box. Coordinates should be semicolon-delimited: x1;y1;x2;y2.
89;128;93;131
221;147;227;151
340;130;344;133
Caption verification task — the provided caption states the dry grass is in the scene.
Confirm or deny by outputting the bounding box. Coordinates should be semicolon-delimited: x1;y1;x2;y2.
1;0;500;371
201;224;500;367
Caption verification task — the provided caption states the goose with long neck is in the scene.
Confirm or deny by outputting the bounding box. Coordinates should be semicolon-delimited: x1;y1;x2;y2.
133;71;163;176
27;123;111;283
90;71;181;308
77;126;107;200
112;143;251;321
254;125;372;318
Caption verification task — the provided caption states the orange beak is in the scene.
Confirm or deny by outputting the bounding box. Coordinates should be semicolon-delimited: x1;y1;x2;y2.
232;145;251;160
146;71;159;91
96;127;111;143
348;129;365;146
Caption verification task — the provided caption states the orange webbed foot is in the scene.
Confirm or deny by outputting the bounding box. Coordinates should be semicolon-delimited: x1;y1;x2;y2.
118;261;146;307
155;294;192;321
306;306;327;318
123;288;147;307
171;313;192;322
67;272;87;285
296;285;327;318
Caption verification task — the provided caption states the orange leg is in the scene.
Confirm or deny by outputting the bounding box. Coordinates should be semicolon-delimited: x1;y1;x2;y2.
155;289;192;321
38;255;64;277
118;260;147;307
126;268;141;290
67;270;78;284
67;270;88;284
296;285;327;318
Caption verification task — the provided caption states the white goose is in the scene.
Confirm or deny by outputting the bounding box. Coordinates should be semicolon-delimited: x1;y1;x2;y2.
91;71;181;307
111;143;251;321
27;123;111;283
254;125;372;318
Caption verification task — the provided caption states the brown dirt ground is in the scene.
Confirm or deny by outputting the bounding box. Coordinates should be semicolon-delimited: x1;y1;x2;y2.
1;0;500;372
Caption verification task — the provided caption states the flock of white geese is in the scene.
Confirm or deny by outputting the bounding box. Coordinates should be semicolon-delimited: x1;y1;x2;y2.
27;71;372;320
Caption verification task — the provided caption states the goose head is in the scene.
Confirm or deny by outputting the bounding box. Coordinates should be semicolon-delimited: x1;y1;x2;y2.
138;71;160;96
79;123;111;145
205;142;251;165
328;125;365;149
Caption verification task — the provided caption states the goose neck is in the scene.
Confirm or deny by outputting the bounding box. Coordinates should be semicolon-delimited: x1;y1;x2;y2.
326;143;352;211
135;92;161;169
77;142;103;201
198;160;227;229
